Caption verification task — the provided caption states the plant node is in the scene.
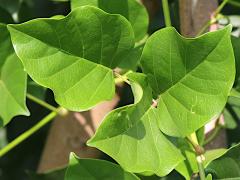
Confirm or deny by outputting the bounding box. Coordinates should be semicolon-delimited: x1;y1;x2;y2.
58;107;69;117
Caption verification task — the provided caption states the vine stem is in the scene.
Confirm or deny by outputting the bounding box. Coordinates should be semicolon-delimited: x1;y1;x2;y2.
196;0;229;36
197;155;206;180
0;109;61;157
27;93;59;113
188;133;206;180
162;0;172;27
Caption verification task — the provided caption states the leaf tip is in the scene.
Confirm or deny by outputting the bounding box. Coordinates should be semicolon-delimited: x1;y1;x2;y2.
6;24;15;31
86;138;95;147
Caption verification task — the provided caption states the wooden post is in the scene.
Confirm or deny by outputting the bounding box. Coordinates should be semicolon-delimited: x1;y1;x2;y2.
38;87;121;173
179;0;218;37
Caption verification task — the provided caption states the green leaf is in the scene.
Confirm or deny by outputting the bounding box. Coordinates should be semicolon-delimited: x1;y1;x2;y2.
65;153;139;180
71;0;98;7
206;143;240;179
224;94;240;130
71;0;149;42
0;24;29;126
230;88;240;99
232;36;240;87
119;44;143;70
174;140;198;180
223;107;238;129
8;6;135;111
206;174;212;180
88;73;184;176
141;26;235;137
204;149;228;167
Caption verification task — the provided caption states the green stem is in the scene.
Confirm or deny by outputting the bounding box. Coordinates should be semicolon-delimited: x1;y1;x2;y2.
135;35;149;48
196;21;213;37
27;93;59;113
196;0;229;36
197;155;206;180
215;0;229;15
162;0;172;27
0;109;59;157
188;133;206;180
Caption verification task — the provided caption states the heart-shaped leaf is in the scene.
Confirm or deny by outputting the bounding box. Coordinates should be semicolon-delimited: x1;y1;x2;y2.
0;24;29;126
65;153;139;180
141;26;235;137
71;0;149;42
88;73;184;176
8;6;135;111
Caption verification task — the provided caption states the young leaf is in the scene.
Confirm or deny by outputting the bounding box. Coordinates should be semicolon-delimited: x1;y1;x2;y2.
65;153;139;180
0;24;29;126
88;73;184;176
8;6;135;111
206;143;240;179
71;0;149;42
141;26;235;137
175;139;227;180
